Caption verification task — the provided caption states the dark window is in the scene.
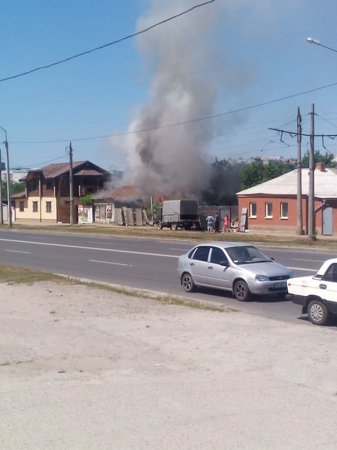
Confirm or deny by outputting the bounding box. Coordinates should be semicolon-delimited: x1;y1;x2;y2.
192;246;210;262
19;201;24;212
280;202;288;219
210;247;227;265
322;264;337;283
33;201;38;212
46;180;54;190
249;202;257;217
46;201;52;213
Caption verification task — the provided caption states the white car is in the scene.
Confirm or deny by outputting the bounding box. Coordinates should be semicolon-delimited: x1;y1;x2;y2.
287;258;337;325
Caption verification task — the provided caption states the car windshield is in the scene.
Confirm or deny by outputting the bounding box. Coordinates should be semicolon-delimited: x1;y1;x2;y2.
226;245;271;265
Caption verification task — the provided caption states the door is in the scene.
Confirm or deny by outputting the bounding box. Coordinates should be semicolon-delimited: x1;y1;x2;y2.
189;246;211;285
207;247;231;289
322;206;333;236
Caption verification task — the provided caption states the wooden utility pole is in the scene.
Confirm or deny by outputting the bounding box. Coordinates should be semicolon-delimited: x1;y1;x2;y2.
308;104;315;240
69;142;74;225
0;149;3;224
296;107;303;235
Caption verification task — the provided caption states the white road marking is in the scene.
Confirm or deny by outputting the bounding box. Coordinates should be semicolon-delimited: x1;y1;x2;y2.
89;259;132;267
5;249;31;254
0;238;177;258
289;266;316;272
292;258;324;263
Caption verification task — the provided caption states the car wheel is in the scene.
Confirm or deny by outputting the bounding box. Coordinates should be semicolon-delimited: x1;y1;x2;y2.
233;280;250;302
181;273;195;292
308;299;329;326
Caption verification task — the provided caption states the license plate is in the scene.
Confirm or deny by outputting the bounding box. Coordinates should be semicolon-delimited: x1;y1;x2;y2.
274;282;286;288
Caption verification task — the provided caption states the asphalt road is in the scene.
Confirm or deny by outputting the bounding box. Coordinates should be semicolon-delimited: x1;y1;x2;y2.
0;229;336;325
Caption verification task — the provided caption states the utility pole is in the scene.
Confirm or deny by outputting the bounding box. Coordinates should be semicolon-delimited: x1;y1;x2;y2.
0;149;2;224
69;142;74;225
0;127;12;228
308;104;315;240
296;107;303;235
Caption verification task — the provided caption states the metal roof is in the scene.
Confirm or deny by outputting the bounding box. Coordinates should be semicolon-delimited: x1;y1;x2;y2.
237;168;337;199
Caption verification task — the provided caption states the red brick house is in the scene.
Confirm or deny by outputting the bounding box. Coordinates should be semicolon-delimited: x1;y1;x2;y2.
12;161;110;223
237;163;337;236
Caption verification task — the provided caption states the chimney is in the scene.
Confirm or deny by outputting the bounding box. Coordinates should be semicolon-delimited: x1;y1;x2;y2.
316;162;325;172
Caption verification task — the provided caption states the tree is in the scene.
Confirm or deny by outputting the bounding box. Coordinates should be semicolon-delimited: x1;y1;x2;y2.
202;158;244;205
301;150;336;168
1;180;25;199
240;158;295;189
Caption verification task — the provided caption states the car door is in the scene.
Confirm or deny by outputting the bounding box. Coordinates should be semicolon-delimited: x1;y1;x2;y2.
207;246;231;289
189;246;211;285
317;263;337;313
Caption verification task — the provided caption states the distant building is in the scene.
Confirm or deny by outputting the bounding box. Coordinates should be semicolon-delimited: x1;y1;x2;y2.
1;168;28;183
12;160;110;223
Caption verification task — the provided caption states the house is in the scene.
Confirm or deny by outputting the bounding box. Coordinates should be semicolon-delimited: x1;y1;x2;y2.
236;162;337;236
12;161;110;223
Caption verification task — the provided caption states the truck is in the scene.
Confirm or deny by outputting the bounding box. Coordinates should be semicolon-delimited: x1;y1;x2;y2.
156;200;203;231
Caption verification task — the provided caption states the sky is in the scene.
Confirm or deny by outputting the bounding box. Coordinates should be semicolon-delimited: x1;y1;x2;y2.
2;0;337;177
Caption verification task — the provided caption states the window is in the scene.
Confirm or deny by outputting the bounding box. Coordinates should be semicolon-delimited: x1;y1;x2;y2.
210;247;227;265
19;201;24;212
265;202;273;218
192;246;210;262
322;264;337;283
46;201;52;213
249;202;257;218
280;202;288;219
46;180;53;190
33;201;38;212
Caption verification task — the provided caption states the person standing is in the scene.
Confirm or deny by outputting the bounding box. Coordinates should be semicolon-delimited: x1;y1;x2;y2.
223;214;230;233
214;213;220;233
206;214;214;232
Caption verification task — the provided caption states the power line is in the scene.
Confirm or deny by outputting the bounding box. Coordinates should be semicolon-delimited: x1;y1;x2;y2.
0;0;215;83
11;79;337;144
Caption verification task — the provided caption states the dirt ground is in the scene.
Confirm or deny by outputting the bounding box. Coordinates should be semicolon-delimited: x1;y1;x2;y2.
2;281;337;450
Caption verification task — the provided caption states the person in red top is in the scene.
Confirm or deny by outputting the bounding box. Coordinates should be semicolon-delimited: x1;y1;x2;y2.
223;215;230;233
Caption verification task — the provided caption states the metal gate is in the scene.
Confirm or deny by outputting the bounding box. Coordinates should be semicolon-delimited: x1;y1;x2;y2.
323;206;333;236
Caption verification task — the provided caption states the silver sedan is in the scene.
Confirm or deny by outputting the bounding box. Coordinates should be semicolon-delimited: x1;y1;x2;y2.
177;241;293;301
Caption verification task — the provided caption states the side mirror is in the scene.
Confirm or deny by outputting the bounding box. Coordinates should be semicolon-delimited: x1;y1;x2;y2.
220;260;228;267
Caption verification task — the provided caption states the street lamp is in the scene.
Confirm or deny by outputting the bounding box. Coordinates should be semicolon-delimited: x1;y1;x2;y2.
0;126;12;227
307;37;337;54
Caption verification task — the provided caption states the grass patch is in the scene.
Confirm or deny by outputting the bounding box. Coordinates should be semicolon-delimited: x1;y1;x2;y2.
0;264;71;285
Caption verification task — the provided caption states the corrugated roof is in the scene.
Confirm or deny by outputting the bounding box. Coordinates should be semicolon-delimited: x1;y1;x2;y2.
237;168;337;198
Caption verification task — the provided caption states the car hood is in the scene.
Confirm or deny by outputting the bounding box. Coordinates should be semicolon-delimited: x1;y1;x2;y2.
236;261;292;278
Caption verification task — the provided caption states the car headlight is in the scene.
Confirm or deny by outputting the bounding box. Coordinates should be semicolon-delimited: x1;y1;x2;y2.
255;275;269;282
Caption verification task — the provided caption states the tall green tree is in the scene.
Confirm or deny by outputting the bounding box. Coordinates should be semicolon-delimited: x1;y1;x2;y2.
240;158;295;189
1;180;25;199
301;150;336;168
